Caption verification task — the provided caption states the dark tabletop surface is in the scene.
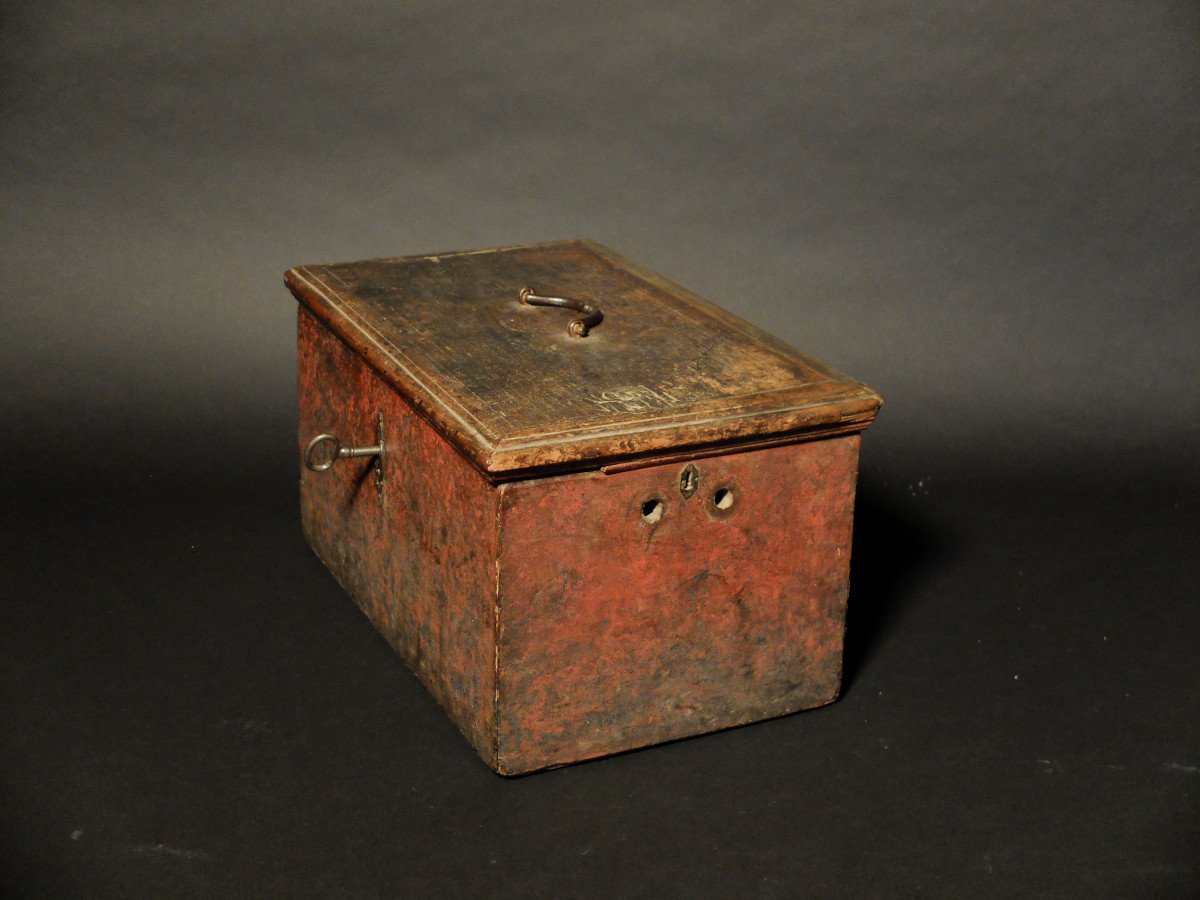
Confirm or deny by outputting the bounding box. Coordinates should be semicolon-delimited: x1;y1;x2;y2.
3;3;1197;896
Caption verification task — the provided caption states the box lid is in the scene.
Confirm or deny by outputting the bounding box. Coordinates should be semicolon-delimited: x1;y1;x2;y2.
285;240;881;477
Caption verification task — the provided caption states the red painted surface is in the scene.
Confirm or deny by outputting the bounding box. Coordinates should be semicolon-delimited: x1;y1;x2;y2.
494;438;859;773
297;307;498;756
298;307;863;775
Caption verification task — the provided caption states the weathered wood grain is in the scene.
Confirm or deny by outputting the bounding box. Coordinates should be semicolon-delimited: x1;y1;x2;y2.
286;240;881;477
494;436;860;774
298;307;498;755
291;242;881;775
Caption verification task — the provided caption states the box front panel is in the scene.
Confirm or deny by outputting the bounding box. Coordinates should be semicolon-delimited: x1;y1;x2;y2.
298;307;498;761
495;436;860;773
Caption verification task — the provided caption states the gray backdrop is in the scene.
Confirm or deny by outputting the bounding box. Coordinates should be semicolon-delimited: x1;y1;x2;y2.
3;2;1198;896
6;1;1196;464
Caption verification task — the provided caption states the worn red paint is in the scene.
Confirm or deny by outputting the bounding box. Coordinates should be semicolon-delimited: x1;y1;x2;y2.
494;437;858;773
291;241;880;775
300;305;860;774
298;307;497;752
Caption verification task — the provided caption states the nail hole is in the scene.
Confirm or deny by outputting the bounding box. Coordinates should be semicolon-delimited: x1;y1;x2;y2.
713;487;735;510
641;498;664;524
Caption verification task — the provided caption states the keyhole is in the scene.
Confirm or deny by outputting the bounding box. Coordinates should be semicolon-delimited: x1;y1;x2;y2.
679;464;699;499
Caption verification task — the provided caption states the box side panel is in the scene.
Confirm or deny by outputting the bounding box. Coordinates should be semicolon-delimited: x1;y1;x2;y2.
494;435;860;774
298;306;498;764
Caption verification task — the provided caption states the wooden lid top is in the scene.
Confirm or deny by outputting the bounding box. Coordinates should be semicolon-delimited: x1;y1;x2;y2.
285;240;881;476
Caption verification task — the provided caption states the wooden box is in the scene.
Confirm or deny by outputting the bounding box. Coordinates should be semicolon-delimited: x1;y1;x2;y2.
285;240;881;775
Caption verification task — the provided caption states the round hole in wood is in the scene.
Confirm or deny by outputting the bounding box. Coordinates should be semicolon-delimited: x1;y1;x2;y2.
641;498;665;524
713;487;735;510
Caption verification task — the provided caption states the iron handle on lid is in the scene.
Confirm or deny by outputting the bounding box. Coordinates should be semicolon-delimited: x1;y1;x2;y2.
519;287;603;337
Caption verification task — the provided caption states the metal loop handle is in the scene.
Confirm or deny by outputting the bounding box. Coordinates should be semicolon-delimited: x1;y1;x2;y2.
304;432;383;472
519;287;603;337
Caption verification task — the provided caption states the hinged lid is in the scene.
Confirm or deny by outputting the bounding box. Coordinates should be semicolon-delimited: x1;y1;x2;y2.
285;240;881;477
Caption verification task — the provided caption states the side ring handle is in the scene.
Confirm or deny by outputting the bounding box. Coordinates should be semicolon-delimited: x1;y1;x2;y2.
304;430;384;473
303;414;387;497
519;287;603;337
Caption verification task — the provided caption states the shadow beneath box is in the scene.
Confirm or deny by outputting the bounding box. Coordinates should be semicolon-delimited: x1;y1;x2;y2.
840;479;948;691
